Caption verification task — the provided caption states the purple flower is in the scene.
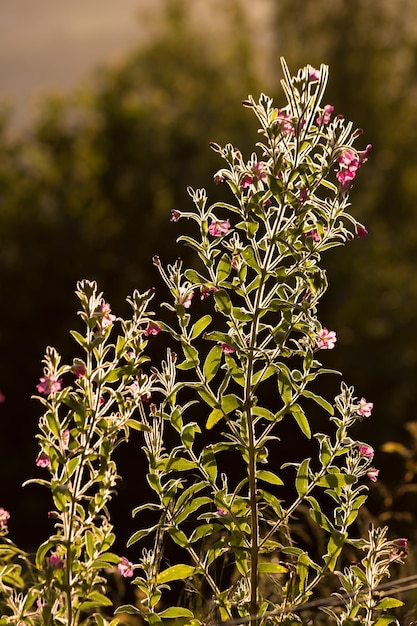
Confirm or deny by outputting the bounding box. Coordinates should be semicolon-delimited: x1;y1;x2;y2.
47;553;64;569
170;209;181;222
118;556;134;578
221;343;235;354
367;467;379;482
356;224;368;238
357;397;373;418
208;219;230;237
36;375;62;396
94;300;116;332
358;444;374;459
317;104;334;125
145;321;161;336
36;452;50;468
71;363;86;378
309;67;320;82
0;508;10;528
178;288;194;309
316;328;337;350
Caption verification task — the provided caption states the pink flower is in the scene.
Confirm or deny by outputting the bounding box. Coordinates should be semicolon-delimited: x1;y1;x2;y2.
298;188;308;204
214;174;225;184
358;444;374;459
208;219;230;237
118;556;134;578
356;224;368;238
170;209;181;222
145;321;161;336
216;507;228;516
0;392;5;404
276;110;294;136
36;375;62;396
94;301;116;332
336;148;361;190
241;162;268;188
47;553;64;569
316;328;337;350
367;467;379;482
317;104;334;126
36;452;50;468
241;174;253;188
0;508;10;528
71;363;86;378
61;429;70;451
336;167;357;189
337;149;357;168
304;229;320;242
221;343;235;354
178;287;194;309
200;285;218;299
357;397;373;418
309;67;320;82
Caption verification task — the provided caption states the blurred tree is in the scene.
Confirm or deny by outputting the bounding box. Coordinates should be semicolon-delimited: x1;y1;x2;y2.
270;0;417;454
0;0;262;550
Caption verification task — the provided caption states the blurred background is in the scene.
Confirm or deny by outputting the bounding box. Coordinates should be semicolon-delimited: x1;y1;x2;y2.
1;0;417;613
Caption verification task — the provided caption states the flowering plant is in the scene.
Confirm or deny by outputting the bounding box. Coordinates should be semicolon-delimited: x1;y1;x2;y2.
0;60;406;626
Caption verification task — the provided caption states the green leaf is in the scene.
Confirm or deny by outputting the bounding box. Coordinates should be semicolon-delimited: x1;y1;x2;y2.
35;539;58;569
216;253;232;283
203;345;222;383
258;562;288;574
307;496;335;533
202;447;217;483
225;354;245;386
324;531;347;572
156;564;195;584
278;369;293;404
45;412;61;438
70;330;88;349
181;422;200;449
175;496;212;525
167;527;189;548
257;470;284;486
374;598;404;610
316;472;356;493
191;315;212;340
176;359;196;370
221;394;240;414
259;489;284;517
181;341;199;366
115;605;141;616
165;458;198;472
85;530;95;560
302;389;334;415
295;458;310;498
241;246;260;270
206;408;223;430
196;387;218;408
345;494;368;526
214;290;232;315
157;608;195;618
372;617;401;626
253;365;276;385
318;435;332;467
185;269;206;284
252;406;276;421
289;403;311;438
79;591;113;611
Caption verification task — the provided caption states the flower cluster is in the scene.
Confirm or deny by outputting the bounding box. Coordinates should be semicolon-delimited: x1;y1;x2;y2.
336;144;372;190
